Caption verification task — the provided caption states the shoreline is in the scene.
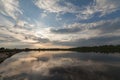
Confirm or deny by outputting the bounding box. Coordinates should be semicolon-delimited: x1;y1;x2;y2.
0;51;22;63
0;45;120;63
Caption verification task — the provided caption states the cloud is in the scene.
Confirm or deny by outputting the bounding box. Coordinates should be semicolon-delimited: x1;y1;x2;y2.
34;0;79;13
34;0;120;20
51;18;120;35
53;36;120;47
0;20;51;44
50;22;96;34
0;0;22;20
0;33;19;43
49;18;120;46
0;24;51;48
24;34;50;43
95;0;120;16
0;14;13;26
51;27;81;34
76;0;120;20
90;18;120;35
1;17;119;47
0;25;27;43
41;13;47;18
0;0;120;48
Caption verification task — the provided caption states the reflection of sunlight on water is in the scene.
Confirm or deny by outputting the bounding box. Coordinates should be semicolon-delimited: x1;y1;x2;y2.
0;51;120;80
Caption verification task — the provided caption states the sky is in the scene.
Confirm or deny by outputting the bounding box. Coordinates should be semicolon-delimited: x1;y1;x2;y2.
0;0;120;48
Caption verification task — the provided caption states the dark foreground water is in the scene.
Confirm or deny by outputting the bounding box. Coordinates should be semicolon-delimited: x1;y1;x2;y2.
0;51;120;80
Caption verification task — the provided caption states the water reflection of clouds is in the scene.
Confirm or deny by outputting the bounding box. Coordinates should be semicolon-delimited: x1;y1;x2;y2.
53;52;120;64
0;51;120;80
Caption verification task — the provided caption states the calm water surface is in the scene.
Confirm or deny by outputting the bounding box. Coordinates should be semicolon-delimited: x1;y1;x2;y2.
0;51;120;80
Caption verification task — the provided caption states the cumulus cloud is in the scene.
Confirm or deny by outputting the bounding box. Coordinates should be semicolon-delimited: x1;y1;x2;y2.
0;0;22;20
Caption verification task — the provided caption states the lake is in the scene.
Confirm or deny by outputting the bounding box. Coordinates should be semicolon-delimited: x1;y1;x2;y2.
0;51;120;80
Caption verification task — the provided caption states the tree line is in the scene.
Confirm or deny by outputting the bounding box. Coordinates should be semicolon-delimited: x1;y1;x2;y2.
0;45;120;53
